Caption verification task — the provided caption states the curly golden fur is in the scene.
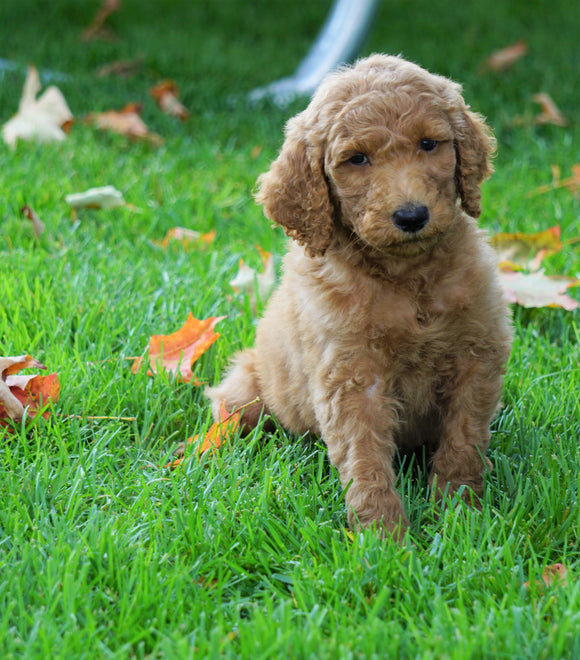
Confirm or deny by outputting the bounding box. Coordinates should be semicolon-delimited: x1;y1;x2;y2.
206;55;512;537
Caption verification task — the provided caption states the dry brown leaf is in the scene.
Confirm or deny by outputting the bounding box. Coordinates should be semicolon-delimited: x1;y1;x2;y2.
20;205;45;239
532;93;568;127
81;0;121;42
131;313;224;383
524;563;568;589
482;40;528;72
530;164;580;197
250;145;263;160
85;103;163;145
2;65;73;149
96;57;144;78
150;81;189;121
0;355;60;428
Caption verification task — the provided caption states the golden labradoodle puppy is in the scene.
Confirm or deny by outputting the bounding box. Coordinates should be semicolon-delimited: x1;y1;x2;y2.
206;54;512;537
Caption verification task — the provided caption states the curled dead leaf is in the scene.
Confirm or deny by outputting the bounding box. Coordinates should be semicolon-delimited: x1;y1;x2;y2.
0;355;60;428
65;185;126;210
85;103;163;145
532;93;567;127
2;65;73;149
81;0;121;42
20;205;45;239
481;40;528;73
96;57;144;79
150;80;189;121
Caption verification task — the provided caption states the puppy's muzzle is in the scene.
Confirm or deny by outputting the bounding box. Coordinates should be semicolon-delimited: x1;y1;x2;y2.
392;203;430;233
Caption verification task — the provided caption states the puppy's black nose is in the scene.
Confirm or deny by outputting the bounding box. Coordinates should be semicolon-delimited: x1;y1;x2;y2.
392;204;430;233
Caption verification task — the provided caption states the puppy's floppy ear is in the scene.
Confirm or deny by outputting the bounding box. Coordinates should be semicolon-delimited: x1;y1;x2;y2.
453;108;496;218
255;121;334;257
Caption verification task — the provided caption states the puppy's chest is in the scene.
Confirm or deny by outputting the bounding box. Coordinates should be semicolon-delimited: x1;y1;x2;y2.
366;293;453;367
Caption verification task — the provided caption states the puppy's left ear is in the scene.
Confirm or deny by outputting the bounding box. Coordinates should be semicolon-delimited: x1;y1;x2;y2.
453;108;496;218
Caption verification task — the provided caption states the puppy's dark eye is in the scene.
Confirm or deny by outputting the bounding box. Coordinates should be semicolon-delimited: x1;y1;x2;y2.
419;139;438;152
348;153;369;166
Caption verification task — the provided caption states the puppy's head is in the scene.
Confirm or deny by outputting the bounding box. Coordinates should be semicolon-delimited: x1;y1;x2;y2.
256;54;495;257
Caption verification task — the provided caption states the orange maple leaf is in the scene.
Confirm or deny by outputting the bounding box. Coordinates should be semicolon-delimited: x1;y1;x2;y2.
0;355;60;429
166;401;242;469
132;313;224;383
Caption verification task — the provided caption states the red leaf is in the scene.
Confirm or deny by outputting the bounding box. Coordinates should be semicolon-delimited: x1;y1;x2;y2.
0;355;60;428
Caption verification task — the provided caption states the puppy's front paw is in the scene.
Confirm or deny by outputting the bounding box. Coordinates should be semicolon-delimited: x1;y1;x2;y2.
429;471;485;509
347;487;409;540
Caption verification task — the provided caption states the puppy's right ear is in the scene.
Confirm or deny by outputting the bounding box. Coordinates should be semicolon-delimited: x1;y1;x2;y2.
255;125;334;257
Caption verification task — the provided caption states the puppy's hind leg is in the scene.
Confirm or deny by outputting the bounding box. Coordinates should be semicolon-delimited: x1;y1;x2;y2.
205;349;266;429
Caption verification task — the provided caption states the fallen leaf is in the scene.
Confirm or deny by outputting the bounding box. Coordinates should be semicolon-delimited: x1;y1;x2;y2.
2;65;73;149
85;103;163;145
481;40;528;72
20;205;45;239
230;246;275;310
65;185;126;210
96;57;144;78
154;227;216;250
250;145;263;160
167;400;242;468
524;563;568;589
0;355;60;428
132;313;224;383
532;93;567;127
531;164;580;197
490;226;563;271
81;0;121;42
498;269;579;310
150;80;189;121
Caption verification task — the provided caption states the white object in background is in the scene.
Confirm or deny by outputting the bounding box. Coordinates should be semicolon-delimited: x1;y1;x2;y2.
249;0;379;105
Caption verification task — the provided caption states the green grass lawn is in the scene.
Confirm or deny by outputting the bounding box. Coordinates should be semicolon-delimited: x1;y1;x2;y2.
1;0;579;657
